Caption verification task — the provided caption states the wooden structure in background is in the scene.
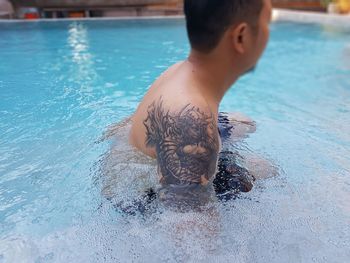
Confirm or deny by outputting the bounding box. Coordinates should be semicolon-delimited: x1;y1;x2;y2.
10;0;182;18
0;0;14;18
272;0;324;11
9;0;327;19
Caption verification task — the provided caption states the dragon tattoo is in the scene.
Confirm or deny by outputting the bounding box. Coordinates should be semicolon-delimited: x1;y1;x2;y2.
144;99;219;186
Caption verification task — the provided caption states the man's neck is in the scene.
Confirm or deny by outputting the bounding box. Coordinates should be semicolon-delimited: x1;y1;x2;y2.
187;50;240;109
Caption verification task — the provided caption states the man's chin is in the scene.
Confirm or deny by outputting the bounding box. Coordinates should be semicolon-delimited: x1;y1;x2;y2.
244;65;257;75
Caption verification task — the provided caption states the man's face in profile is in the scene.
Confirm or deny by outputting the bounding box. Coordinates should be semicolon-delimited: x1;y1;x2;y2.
248;0;272;72
235;0;271;76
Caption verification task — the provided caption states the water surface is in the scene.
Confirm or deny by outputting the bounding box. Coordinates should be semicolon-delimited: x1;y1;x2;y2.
0;19;349;262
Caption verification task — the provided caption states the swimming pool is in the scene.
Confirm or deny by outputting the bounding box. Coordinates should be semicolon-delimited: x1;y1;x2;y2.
0;17;349;262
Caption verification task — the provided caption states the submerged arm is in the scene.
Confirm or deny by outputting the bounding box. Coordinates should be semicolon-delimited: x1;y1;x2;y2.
218;112;256;143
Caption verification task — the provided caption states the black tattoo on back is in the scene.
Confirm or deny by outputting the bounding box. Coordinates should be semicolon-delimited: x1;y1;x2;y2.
144;99;219;186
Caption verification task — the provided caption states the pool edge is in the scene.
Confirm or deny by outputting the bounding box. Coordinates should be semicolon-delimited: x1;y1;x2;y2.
0;9;349;29
0;15;185;23
272;9;350;29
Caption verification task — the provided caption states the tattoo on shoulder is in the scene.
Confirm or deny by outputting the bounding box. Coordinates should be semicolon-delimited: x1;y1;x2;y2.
143;98;219;185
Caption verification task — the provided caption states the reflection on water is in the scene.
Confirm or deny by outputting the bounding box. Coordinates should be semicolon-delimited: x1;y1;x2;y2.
67;23;99;100
68;23;94;78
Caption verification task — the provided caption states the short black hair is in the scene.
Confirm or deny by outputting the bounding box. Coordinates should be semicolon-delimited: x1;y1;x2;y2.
184;0;263;53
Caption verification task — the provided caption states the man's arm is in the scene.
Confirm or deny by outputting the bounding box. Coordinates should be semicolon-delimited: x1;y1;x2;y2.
143;98;219;208
219;112;256;143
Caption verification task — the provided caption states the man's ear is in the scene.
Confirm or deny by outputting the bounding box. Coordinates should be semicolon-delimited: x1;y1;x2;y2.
231;23;248;54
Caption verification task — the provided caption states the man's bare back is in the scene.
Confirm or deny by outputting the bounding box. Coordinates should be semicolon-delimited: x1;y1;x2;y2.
130;61;220;159
129;61;222;208
127;0;272;209
128;61;262;209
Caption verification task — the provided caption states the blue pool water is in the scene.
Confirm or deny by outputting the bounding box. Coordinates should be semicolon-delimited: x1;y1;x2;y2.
0;19;350;262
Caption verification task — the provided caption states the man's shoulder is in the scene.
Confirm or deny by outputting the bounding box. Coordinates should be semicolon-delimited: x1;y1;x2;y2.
130;61;217;157
144;96;220;185
144;95;217;137
155;94;212;114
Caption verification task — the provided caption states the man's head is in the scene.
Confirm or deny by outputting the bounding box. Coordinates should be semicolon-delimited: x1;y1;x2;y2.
184;0;272;74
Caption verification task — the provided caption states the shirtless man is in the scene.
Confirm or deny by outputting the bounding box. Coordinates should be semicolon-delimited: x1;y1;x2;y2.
129;0;272;210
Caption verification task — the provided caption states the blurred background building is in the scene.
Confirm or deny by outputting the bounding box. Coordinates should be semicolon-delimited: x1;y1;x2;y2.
0;0;14;18
272;0;323;11
6;0;182;19
0;0;340;19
